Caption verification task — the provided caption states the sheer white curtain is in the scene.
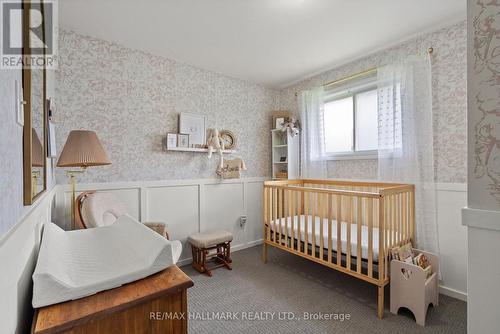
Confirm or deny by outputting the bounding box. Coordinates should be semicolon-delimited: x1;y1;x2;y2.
299;87;328;178
377;56;440;255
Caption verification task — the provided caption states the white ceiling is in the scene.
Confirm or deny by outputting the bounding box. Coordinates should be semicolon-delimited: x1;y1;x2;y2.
59;0;466;88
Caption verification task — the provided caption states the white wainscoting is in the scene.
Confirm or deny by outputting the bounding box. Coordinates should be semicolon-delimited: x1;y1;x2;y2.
436;183;467;301
0;186;57;334
55;177;266;265
56;178;468;300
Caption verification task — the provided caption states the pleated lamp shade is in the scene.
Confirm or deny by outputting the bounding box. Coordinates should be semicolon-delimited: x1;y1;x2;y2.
32;129;44;167
57;130;111;168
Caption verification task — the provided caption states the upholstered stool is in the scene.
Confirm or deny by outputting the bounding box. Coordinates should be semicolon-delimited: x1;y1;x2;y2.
188;230;233;276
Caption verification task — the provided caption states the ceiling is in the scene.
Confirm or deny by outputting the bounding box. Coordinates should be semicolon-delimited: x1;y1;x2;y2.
59;0;466;88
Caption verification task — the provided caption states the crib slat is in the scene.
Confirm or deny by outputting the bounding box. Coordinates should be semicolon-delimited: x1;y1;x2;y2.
272;187;277;244
386;196;390;278
379;197;385;282
347;196;352;270
291;190;295;251
389;195;396;247
312;192;316;258
368;198;374;278
394;194;398;246
278;188;282;245
285;190;289;248
297;190;301;253
319;194;325;260
266;188;273;240
269;188;273;243
357;197;362;274
336;195;342;266
401;192;405;243
264;186;268;234
327;194;332;263
392;194;396;247
410;189;415;242
392;194;396;246
386;195;390;249
304;191;309;255
397;193;401;245
388;195;392;248
403;192;407;243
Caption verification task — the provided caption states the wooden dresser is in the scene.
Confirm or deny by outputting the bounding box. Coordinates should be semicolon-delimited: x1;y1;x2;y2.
32;266;193;334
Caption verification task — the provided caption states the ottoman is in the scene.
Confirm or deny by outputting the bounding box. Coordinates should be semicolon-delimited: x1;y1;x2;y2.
188;230;233;276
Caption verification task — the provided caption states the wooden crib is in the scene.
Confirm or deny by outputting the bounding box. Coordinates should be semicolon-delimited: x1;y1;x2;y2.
262;179;415;319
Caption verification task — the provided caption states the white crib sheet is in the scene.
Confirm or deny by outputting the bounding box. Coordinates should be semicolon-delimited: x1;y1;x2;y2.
270;215;388;260
32;214;182;308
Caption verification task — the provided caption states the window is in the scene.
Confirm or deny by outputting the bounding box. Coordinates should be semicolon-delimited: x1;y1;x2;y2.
323;83;378;159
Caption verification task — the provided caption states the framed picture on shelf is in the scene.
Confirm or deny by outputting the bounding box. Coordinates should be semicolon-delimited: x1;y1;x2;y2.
275;117;285;130
179;112;206;147
166;133;177;148
177;134;189;148
279;156;287;162
272;110;291;129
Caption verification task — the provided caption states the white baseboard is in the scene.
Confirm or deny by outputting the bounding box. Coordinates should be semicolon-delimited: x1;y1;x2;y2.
439;285;467;302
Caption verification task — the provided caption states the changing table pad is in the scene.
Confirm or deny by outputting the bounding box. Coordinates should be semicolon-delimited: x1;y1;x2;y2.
32;214;182;308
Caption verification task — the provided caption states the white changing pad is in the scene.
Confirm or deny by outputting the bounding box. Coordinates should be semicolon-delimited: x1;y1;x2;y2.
32;214;182;308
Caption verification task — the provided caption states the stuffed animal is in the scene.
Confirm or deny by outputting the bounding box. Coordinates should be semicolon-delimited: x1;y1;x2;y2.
280;118;300;137
206;129;225;167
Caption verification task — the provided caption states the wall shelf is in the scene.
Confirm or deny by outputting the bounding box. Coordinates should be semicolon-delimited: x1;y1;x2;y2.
166;147;237;154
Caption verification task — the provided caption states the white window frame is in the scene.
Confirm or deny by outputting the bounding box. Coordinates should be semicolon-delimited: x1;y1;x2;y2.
323;82;378;161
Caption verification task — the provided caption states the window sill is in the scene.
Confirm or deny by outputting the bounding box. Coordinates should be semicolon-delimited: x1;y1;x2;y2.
323;151;378;161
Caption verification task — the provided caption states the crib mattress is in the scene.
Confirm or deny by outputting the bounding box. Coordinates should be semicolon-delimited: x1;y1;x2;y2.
32;214;182;308
270;215;384;260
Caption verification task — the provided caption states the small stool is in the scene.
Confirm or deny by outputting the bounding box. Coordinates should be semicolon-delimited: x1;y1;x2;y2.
188;230;233;277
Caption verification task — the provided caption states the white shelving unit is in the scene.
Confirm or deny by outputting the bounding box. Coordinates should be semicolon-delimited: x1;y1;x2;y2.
271;129;299;179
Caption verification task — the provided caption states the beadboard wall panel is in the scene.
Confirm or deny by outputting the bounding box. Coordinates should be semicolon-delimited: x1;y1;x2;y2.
56;178;267;265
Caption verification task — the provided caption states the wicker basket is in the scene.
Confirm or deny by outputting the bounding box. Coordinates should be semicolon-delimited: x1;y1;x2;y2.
275;171;288;179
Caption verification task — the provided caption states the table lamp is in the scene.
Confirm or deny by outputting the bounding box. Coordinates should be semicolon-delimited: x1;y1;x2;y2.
57;130;111;230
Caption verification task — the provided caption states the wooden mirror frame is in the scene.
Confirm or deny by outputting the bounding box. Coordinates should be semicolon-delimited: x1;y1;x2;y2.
23;0;47;205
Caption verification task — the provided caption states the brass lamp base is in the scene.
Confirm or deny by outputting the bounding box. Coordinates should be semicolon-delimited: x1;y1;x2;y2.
67;169;86;230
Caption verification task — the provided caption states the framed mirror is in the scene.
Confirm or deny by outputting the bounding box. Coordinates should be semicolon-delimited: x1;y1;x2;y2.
23;0;47;205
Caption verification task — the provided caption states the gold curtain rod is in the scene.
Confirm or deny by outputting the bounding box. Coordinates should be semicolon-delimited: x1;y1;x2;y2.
322;67;377;89
295;47;434;97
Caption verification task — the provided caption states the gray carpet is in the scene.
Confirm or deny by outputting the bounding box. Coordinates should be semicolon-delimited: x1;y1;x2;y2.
181;246;466;334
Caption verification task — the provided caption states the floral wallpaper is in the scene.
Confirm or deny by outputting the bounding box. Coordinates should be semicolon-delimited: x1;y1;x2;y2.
469;1;500;209
278;20;467;183
0;69;25;237
56;30;280;184
56;21;467;185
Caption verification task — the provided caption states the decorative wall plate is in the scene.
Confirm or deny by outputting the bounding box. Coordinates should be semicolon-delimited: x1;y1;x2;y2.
219;129;237;150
